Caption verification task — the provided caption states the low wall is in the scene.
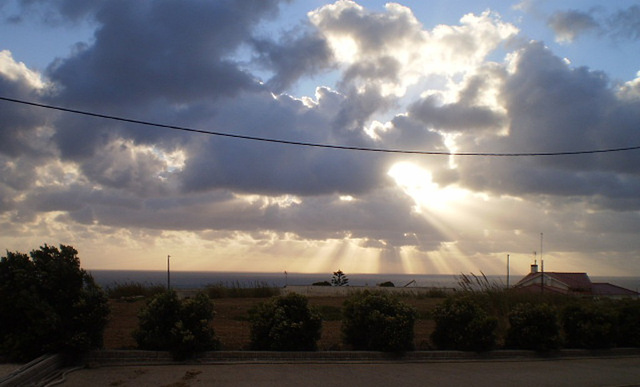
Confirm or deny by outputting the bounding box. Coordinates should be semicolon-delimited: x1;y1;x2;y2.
281;285;454;297
0;354;63;387
84;348;640;366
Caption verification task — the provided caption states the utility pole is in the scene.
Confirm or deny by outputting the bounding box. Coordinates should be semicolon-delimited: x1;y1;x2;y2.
540;233;544;295
506;254;510;288
167;255;171;291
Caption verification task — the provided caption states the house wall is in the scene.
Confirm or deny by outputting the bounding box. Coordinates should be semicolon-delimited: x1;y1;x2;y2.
518;274;569;291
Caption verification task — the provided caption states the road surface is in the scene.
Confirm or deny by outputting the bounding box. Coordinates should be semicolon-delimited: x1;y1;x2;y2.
58;357;640;387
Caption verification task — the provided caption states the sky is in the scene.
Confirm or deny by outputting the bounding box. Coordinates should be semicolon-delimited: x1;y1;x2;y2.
1;0;640;277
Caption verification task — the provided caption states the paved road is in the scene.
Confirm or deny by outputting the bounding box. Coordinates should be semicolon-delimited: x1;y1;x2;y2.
59;357;640;387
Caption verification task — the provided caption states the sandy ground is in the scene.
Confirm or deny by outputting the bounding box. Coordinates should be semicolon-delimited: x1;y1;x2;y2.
57;357;640;387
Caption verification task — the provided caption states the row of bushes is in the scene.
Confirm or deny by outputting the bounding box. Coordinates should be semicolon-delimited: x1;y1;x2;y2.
432;295;640;352
247;290;418;352
135;290;417;358
135;289;640;359
253;291;640;353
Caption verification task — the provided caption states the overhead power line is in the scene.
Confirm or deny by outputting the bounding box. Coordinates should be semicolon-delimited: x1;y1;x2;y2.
2;95;639;157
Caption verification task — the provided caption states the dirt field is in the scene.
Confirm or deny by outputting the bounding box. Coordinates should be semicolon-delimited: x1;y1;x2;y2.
103;296;443;351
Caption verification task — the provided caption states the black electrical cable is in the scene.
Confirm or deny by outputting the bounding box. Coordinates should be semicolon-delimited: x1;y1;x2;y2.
2;95;639;157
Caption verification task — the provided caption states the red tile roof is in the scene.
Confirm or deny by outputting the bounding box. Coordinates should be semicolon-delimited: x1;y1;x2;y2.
515;271;638;297
592;282;639;296
516;272;592;292
546;272;592;291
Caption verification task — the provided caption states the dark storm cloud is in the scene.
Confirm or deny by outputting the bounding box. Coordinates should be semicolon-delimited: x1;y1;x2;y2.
384;114;447;151
46;1;281;108
31;0;410;199
332;85;396;134
408;94;505;133
178;89;393;196
11;0;106;24
444;42;640;209
36;0;286;171
252;29;335;92
0;53;50;157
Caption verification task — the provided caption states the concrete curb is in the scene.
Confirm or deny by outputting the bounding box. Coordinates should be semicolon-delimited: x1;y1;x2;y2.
86;348;640;366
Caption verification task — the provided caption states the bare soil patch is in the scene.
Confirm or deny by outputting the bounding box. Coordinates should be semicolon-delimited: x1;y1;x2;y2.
103;296;443;351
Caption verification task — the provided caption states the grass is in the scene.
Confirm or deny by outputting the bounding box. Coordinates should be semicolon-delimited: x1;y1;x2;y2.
103;279;639;351
316;305;343;321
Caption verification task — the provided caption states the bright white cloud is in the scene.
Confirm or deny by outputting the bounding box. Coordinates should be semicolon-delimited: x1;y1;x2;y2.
310;3;518;97
0;50;46;89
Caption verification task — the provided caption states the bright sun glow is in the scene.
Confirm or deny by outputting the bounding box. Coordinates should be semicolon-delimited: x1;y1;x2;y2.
388;162;466;213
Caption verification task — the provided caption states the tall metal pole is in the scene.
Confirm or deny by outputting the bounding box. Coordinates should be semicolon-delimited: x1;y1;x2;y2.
540;233;544;294
507;254;510;288
167;255;171;291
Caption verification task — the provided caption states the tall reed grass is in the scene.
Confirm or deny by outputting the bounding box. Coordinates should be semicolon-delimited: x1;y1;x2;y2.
204;281;281;298
105;281;166;299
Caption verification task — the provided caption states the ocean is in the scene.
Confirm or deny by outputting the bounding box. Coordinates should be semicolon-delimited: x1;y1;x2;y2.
88;270;640;292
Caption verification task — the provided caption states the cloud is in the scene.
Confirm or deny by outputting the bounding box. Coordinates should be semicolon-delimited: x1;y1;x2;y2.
547;9;600;43
2;0;105;25
431;41;640;210
46;1;281;108
310;2;518;96
548;5;640;43
252;29;335;92
177;89;392;196
408;93;506;133
0;50;50;157
607;5;640;41
2;1;640;273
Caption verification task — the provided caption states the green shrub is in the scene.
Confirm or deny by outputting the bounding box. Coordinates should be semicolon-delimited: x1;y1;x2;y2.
341;291;417;352
0;245;110;361
431;296;497;351
312;281;331;286
616;300;640;347
562;303;617;349
249;293;322;351
377;281;395;287
134;291;219;360
506;303;561;351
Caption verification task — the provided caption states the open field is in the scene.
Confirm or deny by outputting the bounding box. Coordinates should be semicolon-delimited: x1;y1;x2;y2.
104;296;443;351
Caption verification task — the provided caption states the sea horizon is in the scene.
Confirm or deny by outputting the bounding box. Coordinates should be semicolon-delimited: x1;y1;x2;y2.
89;269;640;292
